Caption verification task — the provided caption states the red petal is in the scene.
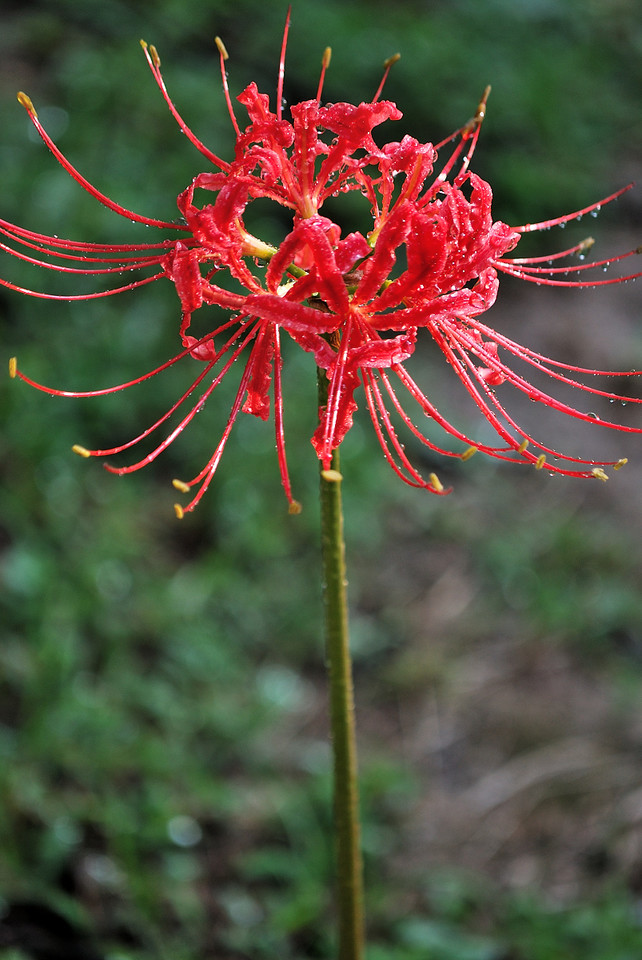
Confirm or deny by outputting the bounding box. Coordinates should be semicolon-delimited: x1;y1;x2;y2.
242;327;274;420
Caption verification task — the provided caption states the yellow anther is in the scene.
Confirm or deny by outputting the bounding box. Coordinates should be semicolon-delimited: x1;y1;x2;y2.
172;478;190;493
461;446;478;461
8;357;17;378
322;46;332;69
477;85;491;119
462;85;491;135
518;439;529;453
215;36;229;60
579;237;595;253
17;91;37;118
614;458;628;470
591;467;609;482
72;444;91;458
140;40;160;67
429;472;444;493
535;454;547;470
174;503;184;520
383;52;401;70
288;500;303;515
321;468;343;483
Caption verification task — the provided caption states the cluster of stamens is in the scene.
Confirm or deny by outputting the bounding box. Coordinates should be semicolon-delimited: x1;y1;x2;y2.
4;9;641;514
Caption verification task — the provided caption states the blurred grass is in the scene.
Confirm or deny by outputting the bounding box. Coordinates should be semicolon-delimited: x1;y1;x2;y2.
2;0;642;957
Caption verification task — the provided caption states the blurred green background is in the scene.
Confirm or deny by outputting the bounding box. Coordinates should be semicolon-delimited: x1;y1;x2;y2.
1;1;642;958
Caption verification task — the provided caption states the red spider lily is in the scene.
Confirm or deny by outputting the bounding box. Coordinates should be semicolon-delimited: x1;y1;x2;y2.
5;13;642;516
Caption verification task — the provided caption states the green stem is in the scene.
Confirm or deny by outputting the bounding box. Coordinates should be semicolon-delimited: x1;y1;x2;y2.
318;370;365;960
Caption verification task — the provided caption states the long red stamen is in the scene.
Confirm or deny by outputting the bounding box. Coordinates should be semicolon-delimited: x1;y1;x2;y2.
430;322;550;456
440;319;642;448
372;53;401;104
0;218;173;255
103;323;258;470
393;363;501;454
496;242;642;289
140;41;230;171
0;272;165;300
9;326;240;398
466;316;642;395
173;335;262;514
80;362;215;460
316;46;332;104
276;6;292;122
214;36;241;137
379;368;471;459
363;369;447;490
272;325;300;512
454;85;490;183
514;184;633;234
17;92;189;232
320;319;353;464
0;239;163;275
451;340;628;473
501;237;595;265
419;86;491;205
423;138;470;202
497;263;642;288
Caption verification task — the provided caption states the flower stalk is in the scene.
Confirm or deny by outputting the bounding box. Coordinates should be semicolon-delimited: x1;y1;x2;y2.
318;369;365;960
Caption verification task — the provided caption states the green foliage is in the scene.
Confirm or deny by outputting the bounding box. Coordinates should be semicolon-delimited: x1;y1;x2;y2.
477;501;642;656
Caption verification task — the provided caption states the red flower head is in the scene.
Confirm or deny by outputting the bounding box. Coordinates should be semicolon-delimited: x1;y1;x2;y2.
4;11;642;515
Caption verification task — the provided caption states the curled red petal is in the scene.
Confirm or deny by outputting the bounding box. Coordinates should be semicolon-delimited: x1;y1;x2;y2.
243;291;338;333
350;330;417;369
242;326;274;420
163;243;205;314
